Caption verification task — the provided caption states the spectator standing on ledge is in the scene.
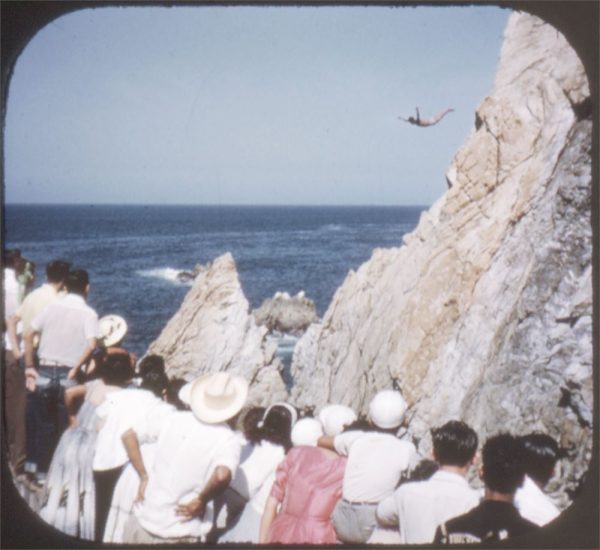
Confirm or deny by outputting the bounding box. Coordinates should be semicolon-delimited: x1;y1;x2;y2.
318;390;418;544
376;420;480;544
515;432;561;526
121;372;248;544
23;269;99;477
3;249;25;477
434;433;538;544
6;259;71;482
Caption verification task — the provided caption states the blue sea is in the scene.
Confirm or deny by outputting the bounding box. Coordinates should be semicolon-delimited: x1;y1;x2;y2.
4;204;425;358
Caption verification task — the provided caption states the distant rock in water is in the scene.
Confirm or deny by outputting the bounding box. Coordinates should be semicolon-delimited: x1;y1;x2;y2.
253;291;318;335
176;263;206;283
147;253;288;406
290;12;592;509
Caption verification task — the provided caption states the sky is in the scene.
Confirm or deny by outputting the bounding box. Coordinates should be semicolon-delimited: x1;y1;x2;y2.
4;5;511;206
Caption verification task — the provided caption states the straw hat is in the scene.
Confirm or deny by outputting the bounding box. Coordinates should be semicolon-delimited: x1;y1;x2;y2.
180;372;248;424
368;390;407;429
318;404;357;437
291;418;324;447
99;315;128;347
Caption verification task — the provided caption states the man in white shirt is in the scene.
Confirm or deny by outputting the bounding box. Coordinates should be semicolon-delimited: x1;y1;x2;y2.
376;420;480;544
318;390;418;543
514;433;561;526
6;259;70;480
121;371;248;544
24;269;99;475
3;249;25;476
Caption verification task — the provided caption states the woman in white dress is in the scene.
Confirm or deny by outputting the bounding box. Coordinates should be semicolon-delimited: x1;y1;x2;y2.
216;402;297;543
39;351;134;539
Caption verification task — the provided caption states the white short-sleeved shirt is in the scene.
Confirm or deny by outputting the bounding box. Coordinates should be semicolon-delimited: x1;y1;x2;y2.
376;469;480;544
31;293;99;367
4;269;19;350
334;430;418;503
93;388;171;471
515;475;560;526
135;411;242;540
17;283;60;335
229;440;285;500
4;268;19;321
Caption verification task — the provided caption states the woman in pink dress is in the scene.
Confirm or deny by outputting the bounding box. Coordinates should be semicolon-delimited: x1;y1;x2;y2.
259;418;347;545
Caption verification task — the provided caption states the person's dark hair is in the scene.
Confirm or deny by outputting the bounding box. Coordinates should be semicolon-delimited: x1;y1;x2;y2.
98;352;134;387
138;354;166;378
140;368;169;398
165;377;188;411
406;459;440;483
65;269;89;296
482;433;525;494
260;404;295;451
3;249;21;269
431;420;478;467
519;432;560;487
242;406;267;444
46;260;71;284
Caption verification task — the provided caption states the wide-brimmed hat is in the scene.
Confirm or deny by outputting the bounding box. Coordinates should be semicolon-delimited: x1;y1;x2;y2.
318;404;357;437
180;372;248;424
291;418;323;447
99;315;128;347
368;390;407;429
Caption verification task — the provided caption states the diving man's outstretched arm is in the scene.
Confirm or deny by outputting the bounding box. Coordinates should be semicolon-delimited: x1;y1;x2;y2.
398;107;454;127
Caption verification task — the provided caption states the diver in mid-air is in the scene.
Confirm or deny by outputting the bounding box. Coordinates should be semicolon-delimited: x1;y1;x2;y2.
398;107;454;127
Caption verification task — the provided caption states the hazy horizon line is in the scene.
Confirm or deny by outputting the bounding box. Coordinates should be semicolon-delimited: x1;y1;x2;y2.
4;201;431;208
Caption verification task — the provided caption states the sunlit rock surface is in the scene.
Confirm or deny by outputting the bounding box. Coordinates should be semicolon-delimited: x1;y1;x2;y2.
147;253;288;405
290;12;592;507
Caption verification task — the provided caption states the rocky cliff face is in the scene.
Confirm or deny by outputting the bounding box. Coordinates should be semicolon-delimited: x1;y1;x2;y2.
290;12;592;507
147;253;288;406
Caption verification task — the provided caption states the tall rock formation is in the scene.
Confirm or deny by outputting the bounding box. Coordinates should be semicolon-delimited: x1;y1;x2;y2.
147;253;288;406
290;12;592;507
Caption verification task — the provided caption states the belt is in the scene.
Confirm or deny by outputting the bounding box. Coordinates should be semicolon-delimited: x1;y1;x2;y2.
343;498;378;506
39;361;70;368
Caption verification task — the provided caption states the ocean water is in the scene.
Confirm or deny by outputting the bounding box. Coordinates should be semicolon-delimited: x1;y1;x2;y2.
4;204;425;358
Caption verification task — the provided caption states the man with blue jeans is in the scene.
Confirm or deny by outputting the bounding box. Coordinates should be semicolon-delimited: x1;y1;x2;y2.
24;269;99;478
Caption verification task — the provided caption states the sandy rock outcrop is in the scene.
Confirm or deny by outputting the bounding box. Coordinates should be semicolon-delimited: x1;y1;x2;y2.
253;291;318;335
147;253;288;406
290;12;592;506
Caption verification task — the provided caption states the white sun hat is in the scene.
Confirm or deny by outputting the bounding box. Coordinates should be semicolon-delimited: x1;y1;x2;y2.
318;404;357;437
291;418;324;447
181;372;249;424
368;390;407;429
98;315;128;347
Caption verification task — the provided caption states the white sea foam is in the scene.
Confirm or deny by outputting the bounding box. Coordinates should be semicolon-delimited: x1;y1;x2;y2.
136;267;193;285
321;223;345;232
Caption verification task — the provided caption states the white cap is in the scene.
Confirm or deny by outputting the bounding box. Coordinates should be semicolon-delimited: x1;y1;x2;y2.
368;390;407;429
318;404;357;437
291;418;323;447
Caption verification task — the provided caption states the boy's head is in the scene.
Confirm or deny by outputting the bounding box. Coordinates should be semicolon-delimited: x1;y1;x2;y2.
431;420;478;467
65;269;90;296
482;433;525;495
46;260;71;284
519;432;560;487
